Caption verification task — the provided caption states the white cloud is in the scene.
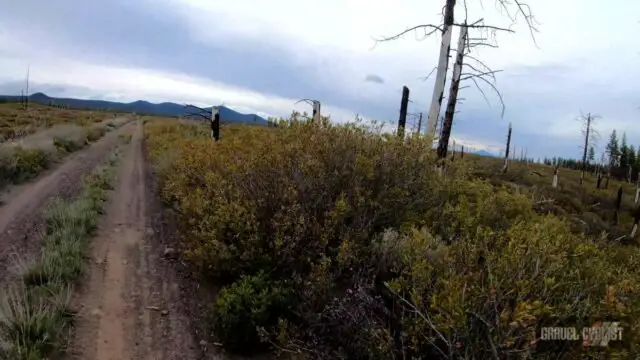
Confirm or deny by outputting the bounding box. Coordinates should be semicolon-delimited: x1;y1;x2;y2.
0;53;363;122
2;0;640;157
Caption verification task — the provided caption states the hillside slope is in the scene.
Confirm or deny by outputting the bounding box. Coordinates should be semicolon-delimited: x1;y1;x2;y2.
0;93;269;125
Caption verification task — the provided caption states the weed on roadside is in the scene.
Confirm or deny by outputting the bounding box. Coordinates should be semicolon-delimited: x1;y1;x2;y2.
0;149;120;359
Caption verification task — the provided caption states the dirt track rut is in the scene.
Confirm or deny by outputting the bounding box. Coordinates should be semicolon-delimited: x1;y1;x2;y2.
0;121;133;284
69;120;201;360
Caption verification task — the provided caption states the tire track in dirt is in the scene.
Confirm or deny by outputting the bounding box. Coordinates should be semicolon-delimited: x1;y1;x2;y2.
69;120;201;360
0;120;134;284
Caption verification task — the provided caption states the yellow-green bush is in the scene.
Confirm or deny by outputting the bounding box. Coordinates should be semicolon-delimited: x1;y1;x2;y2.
0;147;51;187
146;118;640;359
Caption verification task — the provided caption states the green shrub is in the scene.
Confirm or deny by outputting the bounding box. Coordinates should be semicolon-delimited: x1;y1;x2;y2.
52;137;84;153
0;147;51;187
85;126;107;142
146;118;640;359
211;273;292;353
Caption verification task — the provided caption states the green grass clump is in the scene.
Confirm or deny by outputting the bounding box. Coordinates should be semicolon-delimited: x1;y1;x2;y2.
0;147;52;188
146;116;640;359
0;150;120;359
0;123;115;192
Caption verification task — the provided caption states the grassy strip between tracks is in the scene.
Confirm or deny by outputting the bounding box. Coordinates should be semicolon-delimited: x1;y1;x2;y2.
0;146;122;360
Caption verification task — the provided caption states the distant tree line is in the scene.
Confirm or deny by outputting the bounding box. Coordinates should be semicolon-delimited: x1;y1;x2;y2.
540;129;640;182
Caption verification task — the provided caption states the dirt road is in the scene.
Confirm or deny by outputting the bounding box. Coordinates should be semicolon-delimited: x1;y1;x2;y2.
69;120;202;360
0;121;133;284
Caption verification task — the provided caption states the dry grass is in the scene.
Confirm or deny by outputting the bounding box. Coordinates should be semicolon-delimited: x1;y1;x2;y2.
0;149;120;359
0;102;126;143
0;110;131;191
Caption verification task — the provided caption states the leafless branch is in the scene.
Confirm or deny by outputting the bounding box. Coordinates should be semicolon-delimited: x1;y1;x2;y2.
494;0;540;47
454;20;514;33
418;67;439;82
467;75;506;117
460;69;503;81
373;24;443;44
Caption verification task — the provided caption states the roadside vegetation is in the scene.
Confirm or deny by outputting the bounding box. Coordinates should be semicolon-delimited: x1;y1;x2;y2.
0;102;125;143
0;116;129;191
0;148;121;360
145;117;640;359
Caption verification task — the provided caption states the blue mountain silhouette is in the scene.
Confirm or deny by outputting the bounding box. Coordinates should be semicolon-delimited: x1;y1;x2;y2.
0;92;269;126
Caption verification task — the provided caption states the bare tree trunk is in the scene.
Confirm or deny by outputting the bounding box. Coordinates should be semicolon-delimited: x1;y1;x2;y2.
502;122;512;173
580;114;591;185
397;86;409;138
635;171;640;205
552;165;559;188
426;0;456;140
597;170;602;189
614;186;623;225
312;101;321;123
416;112;423;135
460;145;464;159
437;24;467;161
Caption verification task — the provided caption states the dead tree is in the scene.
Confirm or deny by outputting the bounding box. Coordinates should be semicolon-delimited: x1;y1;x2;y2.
397;86;410;138
635;172;640;205
552;165;559;188
614;185;623;225
631;205;640;237
502;122;512;173
295;99;321;123
183;104;218;141
374;0;538;148
578;112;600;185
416;112;423;135
437;23;467;160
23;64;30;110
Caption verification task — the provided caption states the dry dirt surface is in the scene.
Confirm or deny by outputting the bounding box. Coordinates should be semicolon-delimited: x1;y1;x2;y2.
68;120;203;360
0;121;133;284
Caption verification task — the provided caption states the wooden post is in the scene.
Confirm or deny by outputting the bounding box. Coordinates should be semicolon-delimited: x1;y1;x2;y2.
416;112;423;135
397;86;409;138
461;145;464;159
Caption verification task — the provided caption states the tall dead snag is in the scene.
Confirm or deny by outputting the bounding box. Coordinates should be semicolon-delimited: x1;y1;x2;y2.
295;99;321;123
552;165;559;188
437;24;467;161
416;112;423;135
313;100;321;123
398;86;410;138
631;205;640;237
502;122;512;173
578;112;599;185
614;185;623;224
426;0;457;140
635;172;640;205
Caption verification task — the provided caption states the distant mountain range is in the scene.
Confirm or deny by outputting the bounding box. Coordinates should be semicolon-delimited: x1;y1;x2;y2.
0;92;269;126
474;149;497;157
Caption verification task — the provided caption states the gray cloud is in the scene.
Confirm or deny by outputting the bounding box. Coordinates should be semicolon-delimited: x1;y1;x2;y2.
365;74;385;84
1;0;639;161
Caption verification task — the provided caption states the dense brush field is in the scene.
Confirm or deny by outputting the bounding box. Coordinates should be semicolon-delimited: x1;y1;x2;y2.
0;103;129;191
0;103;123;142
145;116;640;359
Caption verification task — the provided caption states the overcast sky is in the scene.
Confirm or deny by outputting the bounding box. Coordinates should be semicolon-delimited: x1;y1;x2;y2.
1;0;639;158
